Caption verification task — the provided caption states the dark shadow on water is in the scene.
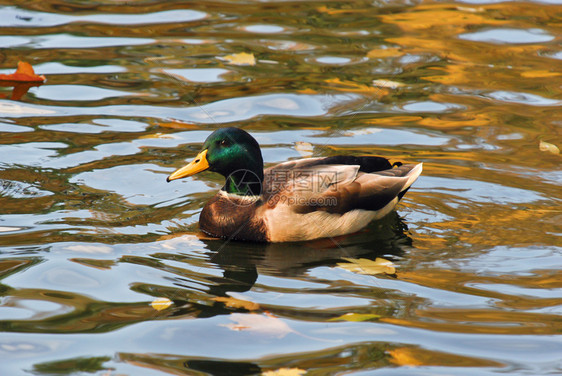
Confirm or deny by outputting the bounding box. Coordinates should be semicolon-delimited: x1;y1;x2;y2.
185;359;262;376
207;211;411;278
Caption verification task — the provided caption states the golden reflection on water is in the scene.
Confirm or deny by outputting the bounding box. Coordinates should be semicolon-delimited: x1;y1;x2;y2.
0;0;561;374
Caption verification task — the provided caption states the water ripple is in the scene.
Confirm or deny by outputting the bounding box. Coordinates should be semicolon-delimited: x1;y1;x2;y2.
459;28;554;44
1;6;208;27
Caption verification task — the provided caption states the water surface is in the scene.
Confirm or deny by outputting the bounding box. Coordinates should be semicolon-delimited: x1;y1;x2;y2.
0;0;561;375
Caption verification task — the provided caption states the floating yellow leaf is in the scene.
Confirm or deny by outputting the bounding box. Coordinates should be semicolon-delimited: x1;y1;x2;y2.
329;313;380;322
262;368;306;376
337;257;396;275
220;52;256;66
151;297;172;311
372;79;405;89
214;296;260;311
539;140;560;155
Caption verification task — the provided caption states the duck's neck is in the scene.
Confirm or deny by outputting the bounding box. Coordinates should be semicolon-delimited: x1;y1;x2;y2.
223;168;264;196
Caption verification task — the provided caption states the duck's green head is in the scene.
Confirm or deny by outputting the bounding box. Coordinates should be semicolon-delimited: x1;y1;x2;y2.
167;127;264;195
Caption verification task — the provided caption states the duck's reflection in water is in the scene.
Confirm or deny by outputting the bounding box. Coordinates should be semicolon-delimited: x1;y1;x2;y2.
201;211;411;295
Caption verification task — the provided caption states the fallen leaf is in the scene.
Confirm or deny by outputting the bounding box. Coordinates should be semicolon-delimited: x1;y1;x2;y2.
337;257;396;275
222;313;293;338
151;297;173;311
220;52;256;66
329;312;381;322
539;140;560;155
0;62;46;100
0;61;46;83
262;368;306;376
214;296;260;311
372;79;405;89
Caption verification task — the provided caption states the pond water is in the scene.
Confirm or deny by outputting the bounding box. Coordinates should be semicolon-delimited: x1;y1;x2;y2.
1;0;561;375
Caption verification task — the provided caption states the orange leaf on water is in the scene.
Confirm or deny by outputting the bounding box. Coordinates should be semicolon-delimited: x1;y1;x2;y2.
0;62;46;100
0;61;46;83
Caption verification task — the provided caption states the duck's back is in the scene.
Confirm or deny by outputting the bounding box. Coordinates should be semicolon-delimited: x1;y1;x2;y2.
261;156;422;242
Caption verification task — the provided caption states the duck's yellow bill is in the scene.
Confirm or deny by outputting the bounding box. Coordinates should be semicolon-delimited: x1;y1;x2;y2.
167;149;209;182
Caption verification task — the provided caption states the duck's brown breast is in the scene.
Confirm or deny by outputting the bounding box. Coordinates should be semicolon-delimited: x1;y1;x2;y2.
199;192;268;242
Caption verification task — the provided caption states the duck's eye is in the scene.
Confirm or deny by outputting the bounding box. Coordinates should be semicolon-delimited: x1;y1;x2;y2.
220;139;228;147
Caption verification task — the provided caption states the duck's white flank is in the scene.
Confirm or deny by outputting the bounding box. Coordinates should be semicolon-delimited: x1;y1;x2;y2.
265;163;422;242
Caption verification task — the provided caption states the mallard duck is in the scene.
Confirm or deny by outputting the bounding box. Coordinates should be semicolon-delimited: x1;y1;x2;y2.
167;127;422;242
